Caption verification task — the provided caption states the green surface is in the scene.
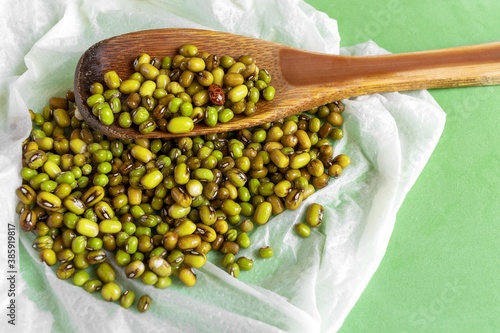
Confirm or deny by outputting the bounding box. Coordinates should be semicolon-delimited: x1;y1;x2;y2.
305;0;500;332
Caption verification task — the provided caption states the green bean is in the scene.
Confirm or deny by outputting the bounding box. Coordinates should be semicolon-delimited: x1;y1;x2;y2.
258;246;274;259
166;116;194;134
221;253;235;267
56;262;75;280
306;203;324;228
138;119;157;134
187;57;206;72
258;69;272;83
179;101;194;117
178;267;196;287
174;219;196;236
307;159;325;178
20;89;352;313
137;295;152;312
125;260;146;279
87;237;104;251
131;107;149;126
50;96;69;109
76;218;99;238
333;154;351;169
30;173;50;190
118;112;132;128
177;234;201;250
295;223;311;238
221;199;241;216
236;232;251;249
140;168;163;189
120;290;135;309
198;205;216;226
137;234;154;253
16;184;37;205
328;164;343;178
130;145;155;163
218;108;234;123
115;249;131;266
226;262;240;278
220;241;239;255
83;279;103;293
101;282;121;302
139;64;159;81
236;257;254;271
148;256;172;277
39;248;57;266
262;86;275;101
312;173;330;189
184;251;207;268
96;262;116;283
223;73;244;87
73;269;90;287
190;89;208;106
102;71;120;89
228;62;246;74
204;106;218;127
254;201;272;225
94;201;115;220
119;79;141;94
140;271;159;286
36;191;62;211
195;223;217;243
255;79;267;91
227;84;248;103
98;219;121;234
19;209;37;231
225;229;238;242
73;252;90;270
155;276;172;289
86;94;105;107
87;249;107;265
284;189;304;210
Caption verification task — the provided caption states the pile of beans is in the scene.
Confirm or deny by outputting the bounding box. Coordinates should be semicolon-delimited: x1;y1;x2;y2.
87;45;276;134
16;61;349;313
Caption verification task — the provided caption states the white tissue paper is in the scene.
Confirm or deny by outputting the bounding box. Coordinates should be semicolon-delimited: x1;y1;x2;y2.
0;0;446;332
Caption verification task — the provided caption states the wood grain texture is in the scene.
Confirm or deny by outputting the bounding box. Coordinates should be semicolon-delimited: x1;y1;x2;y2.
74;28;500;139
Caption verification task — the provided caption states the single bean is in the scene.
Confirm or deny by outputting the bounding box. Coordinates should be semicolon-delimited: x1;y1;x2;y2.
101;282;121;302
137;295;152;312
306;203;324;228
295;223;311;238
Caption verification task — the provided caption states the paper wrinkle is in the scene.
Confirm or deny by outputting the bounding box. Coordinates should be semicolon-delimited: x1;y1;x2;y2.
0;1;445;332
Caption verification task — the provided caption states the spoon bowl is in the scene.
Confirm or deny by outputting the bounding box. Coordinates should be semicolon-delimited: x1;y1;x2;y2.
74;28;500;139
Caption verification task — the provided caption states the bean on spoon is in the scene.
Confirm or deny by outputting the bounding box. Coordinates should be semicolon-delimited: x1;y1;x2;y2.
74;28;500;139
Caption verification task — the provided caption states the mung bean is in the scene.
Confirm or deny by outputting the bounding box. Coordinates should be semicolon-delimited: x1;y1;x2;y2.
137;295;152;313
295;223;311;238
306;203;324;228
120;290;135;309
101;282;121;302
236;257;254;271
87;45;276;134
20;90;351;313
258;246;274;259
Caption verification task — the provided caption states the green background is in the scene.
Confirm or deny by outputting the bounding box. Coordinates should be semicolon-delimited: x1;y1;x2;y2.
305;0;500;332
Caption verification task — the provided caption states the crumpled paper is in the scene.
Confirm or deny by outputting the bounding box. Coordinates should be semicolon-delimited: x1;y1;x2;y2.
0;0;446;332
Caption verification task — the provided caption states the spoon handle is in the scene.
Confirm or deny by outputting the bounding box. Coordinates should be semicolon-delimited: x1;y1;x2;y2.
280;42;500;99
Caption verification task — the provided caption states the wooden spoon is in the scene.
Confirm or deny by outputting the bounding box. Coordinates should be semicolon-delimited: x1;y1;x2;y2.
74;28;500;139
